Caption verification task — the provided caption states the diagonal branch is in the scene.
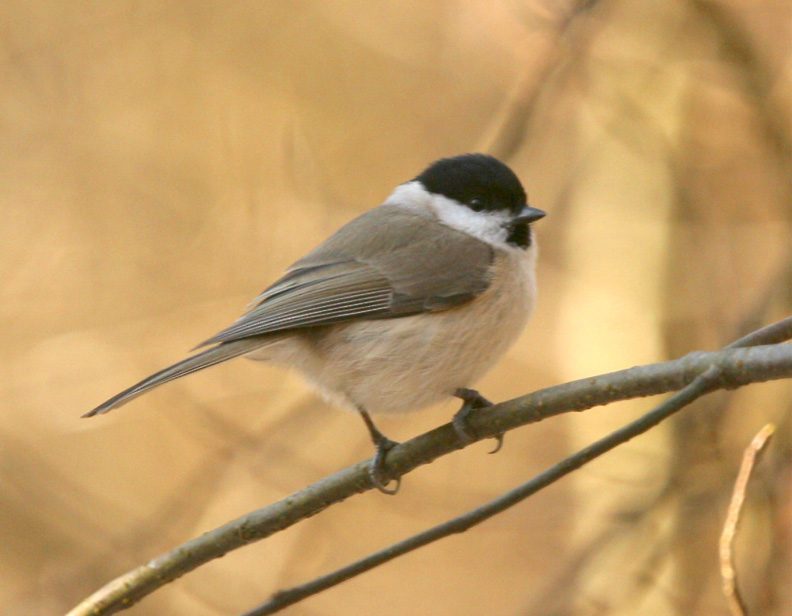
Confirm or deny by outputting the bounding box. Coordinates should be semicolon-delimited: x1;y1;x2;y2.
67;318;792;616
242;317;792;614
245;366;724;615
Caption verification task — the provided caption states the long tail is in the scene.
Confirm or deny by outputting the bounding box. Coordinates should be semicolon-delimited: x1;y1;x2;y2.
83;338;266;417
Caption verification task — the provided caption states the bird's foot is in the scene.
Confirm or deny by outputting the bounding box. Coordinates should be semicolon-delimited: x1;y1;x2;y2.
369;434;401;495
452;388;504;453
357;406;401;494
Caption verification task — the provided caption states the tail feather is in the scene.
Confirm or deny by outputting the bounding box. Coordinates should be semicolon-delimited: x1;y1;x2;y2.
83;339;264;417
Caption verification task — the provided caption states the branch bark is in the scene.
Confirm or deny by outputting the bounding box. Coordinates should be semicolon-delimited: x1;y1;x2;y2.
67;333;792;616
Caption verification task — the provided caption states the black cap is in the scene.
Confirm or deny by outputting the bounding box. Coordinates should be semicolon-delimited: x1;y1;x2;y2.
415;153;527;215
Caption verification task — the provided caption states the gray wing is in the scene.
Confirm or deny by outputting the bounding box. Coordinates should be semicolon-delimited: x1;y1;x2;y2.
197;205;494;347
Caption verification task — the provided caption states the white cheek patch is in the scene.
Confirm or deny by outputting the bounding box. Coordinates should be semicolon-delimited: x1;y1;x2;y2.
383;181;433;209
385;181;510;246
429;194;510;245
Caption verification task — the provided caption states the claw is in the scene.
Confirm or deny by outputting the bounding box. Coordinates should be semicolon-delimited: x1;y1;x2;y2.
369;436;401;495
452;388;504;451
488;433;504;454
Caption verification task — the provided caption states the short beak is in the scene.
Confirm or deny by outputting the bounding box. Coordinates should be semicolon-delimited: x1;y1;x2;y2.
512;205;546;224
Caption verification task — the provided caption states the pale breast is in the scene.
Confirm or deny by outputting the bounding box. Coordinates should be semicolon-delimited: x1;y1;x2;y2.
287;246;537;414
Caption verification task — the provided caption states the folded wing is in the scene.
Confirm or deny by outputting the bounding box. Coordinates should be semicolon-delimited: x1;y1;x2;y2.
198;205;494;347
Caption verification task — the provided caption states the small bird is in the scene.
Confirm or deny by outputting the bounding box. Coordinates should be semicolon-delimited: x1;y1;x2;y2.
85;153;546;493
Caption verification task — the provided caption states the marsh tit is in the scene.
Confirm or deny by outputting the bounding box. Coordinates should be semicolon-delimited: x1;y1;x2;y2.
85;153;546;493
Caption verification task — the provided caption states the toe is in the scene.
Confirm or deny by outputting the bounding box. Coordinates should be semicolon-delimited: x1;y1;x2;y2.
369;438;401;495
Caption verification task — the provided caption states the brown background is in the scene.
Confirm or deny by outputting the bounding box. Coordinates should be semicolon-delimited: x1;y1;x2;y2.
2;2;791;615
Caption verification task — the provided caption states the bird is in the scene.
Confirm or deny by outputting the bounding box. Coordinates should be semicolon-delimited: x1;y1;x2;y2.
85;153;546;494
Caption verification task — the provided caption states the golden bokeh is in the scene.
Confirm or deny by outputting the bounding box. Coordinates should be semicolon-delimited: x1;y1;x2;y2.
2;2;790;615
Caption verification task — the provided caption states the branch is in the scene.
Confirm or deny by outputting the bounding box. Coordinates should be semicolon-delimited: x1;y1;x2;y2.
244;366;725;614
719;423;776;616
67;321;792;616
242;316;792;614
726;316;792;349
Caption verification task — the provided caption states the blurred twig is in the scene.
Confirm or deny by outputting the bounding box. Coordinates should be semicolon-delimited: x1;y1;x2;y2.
477;0;601;160
65;318;792;616
692;0;792;201
719;423;776;616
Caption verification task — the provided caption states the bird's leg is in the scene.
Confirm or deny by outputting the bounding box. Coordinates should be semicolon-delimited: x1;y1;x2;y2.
452;388;504;453
357;407;401;495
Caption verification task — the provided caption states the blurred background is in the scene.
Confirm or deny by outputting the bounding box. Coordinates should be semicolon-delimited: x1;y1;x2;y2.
2;1;791;615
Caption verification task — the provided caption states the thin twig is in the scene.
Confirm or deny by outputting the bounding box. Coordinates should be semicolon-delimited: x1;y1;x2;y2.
726;316;792;349
719;423;776;616
66;323;792;616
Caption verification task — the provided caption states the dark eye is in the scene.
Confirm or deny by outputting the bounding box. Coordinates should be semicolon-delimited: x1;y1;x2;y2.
468;198;483;211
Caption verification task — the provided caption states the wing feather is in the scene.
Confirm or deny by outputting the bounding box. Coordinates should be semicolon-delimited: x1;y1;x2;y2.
198;205;494;347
